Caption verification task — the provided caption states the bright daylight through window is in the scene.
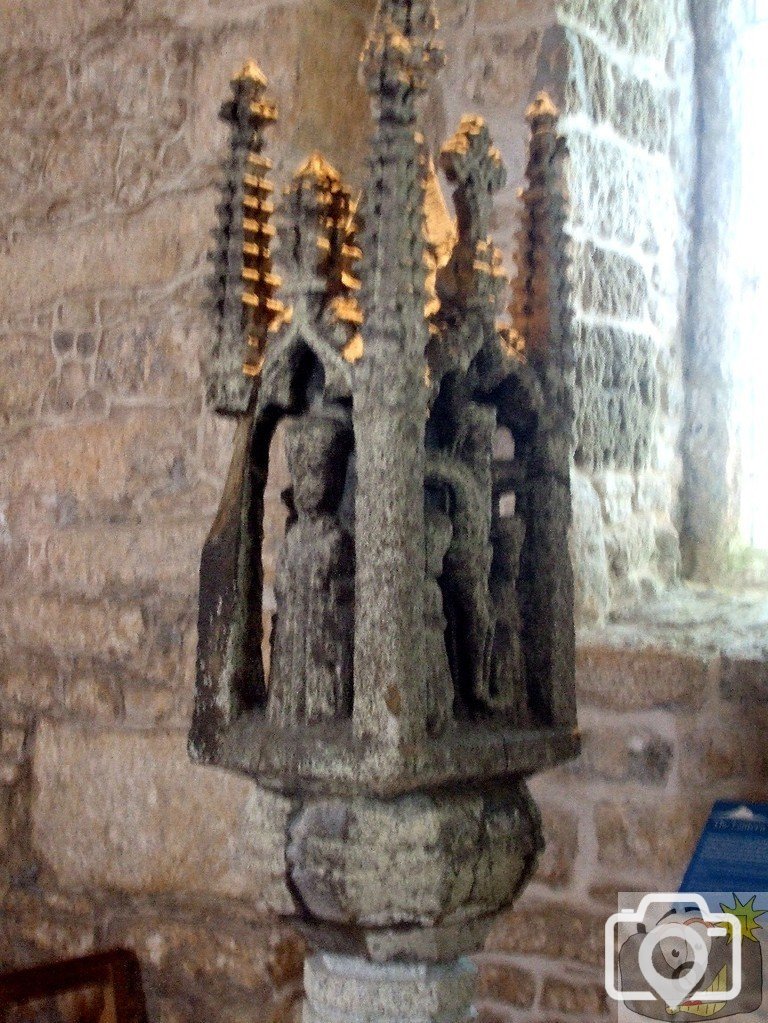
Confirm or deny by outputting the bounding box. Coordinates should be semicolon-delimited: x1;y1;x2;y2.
735;3;768;554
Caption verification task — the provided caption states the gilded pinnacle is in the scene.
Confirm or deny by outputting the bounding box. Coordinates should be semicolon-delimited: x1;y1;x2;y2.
526;91;559;126
422;158;458;262
234;59;268;87
294;152;342;184
361;0;444;96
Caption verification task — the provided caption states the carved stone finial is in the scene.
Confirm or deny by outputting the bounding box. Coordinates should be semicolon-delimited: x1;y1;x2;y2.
195;15;578;818
434;115;509;337
278;152;364;364
206;62;285;407
441;115;507;247
361;0;444;106
512;91;573;393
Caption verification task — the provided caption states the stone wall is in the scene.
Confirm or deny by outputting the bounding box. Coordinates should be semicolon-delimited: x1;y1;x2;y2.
476;587;768;1023
554;0;698;621
1;2;756;1023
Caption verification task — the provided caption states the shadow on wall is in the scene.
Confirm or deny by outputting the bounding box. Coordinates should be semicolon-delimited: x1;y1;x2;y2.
291;0;378;187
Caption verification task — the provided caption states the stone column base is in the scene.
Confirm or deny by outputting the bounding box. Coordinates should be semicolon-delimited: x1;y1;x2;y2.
303;953;477;1023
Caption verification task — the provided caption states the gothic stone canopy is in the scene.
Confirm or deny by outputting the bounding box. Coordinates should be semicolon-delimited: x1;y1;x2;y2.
191;0;578;802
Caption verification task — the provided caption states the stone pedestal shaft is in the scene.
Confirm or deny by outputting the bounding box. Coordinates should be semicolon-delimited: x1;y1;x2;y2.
303;954;477;1023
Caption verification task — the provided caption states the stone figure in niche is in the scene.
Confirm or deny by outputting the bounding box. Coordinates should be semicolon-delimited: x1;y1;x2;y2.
422;116;513;718
267;413;354;727
489;509;528;721
423;504;454;734
428;402;499;716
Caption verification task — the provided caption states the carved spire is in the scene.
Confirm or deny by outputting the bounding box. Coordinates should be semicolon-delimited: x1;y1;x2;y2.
351;0;444;744
358;0;444;346
281;153;343;288
206;62;286;409
324;182;365;364
439;115;509;334
279;153;364;364
236;66;288;379
361;0;443;107
441;116;506;247
512;93;573;393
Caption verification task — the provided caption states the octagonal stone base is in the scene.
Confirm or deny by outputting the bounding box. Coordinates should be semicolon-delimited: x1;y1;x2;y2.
286;780;542;961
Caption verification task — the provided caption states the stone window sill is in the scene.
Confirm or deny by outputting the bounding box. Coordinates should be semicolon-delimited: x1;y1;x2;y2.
577;584;768;708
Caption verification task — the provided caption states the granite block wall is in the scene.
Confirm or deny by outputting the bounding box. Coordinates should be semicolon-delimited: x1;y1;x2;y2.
555;0;698;620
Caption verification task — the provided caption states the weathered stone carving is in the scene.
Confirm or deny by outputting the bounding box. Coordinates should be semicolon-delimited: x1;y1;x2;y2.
192;1;579;1017
192;79;576;783
206;62;287;413
267;414;354;727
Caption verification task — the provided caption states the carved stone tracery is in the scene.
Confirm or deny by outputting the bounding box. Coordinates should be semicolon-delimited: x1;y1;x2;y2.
191;0;579;983
192;4;576;782
267;414;354;727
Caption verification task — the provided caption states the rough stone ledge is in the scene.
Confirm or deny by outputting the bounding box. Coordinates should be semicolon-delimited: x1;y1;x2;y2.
577;585;768;708
580;585;768;653
206;717;580;799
